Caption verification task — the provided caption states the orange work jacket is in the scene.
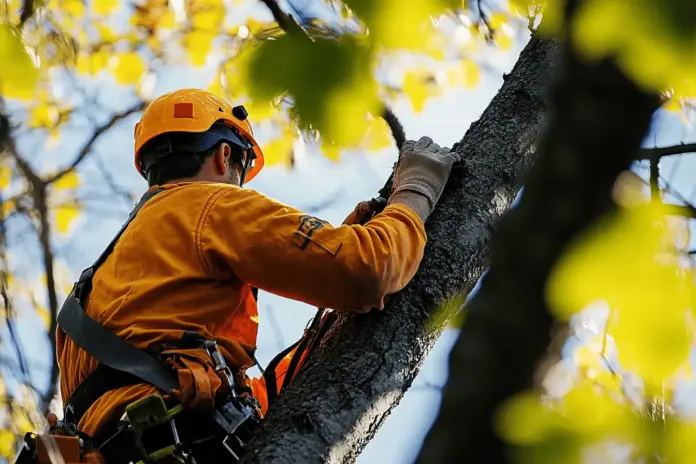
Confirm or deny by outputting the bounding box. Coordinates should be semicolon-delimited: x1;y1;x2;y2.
56;181;426;437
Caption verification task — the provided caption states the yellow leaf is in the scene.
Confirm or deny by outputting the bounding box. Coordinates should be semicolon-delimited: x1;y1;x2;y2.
574;344;599;368
35;304;51;329
0;430;15;460
321;141;342;162
324;81;378;146
54;170;80;190
663;98;682;112
55;204;81;234
547;202;695;387
261;130;294;166
0;164;11;188
96;24;116;42
192;10;224;30
183;31;215;67
0;24;40;100
571;0;696;97
358;0;450;51
244;98;278;120
489;12;508;30
62;0;85;17
495;391;557;445
362;117;393;151
207;73;225;97
29;104;59;128
495;31;513;50
113;52;146;85
403;70;431;113
246;18;276;36
77;51;110;75
663;421;696;464
1;199;15;217
592;369;622;394
93;0;117;15
462;60;480;88
159;10;175;29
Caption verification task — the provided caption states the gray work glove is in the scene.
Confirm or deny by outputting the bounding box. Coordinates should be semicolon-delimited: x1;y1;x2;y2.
388;136;457;222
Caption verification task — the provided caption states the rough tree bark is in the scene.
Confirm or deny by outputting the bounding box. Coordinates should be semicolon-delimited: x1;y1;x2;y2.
414;4;662;462
242;35;560;463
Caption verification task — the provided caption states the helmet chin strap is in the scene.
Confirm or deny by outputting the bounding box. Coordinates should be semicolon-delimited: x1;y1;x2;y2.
238;149;254;187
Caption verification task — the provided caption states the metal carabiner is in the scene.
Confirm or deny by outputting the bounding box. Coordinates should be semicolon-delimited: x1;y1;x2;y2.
203;340;238;401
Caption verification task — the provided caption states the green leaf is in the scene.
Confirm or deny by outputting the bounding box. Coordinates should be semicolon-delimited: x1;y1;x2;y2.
245;34;380;146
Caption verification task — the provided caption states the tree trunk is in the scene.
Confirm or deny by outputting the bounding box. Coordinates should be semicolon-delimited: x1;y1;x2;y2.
414;13;661;464
242;34;560;463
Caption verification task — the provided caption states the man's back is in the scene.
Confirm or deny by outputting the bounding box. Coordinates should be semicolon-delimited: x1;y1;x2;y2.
57;182;259;437
57;180;428;438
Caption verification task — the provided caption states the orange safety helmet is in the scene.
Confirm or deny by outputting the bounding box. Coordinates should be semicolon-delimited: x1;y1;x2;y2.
133;89;265;183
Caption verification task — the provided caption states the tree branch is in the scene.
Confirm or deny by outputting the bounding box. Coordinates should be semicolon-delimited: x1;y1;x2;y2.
259;0;296;32
665;204;696;219
637;143;696;161
32;183;61;413
45;102;146;184
381;105;406;151
242;35;560;464
650;158;660;202
415;11;661;463
18;0;35;26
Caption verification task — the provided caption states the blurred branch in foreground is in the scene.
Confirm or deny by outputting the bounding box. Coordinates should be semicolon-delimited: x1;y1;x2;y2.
415;0;662;459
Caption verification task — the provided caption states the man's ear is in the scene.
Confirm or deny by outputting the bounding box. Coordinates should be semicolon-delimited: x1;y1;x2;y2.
214;143;231;175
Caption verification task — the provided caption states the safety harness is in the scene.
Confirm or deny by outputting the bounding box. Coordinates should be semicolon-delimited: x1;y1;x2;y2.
14;184;360;464
16;188;265;464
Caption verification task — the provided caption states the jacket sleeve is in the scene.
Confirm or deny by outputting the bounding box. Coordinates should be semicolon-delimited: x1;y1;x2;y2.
196;187;427;312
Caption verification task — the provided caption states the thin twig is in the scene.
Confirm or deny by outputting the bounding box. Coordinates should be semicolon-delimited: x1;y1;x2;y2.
2;277;31;383
637;142;696;161
18;0;34;26
381;106;406;151
258;0;311;38
476;0;495;42
650;158;660;203
45;101;146;184
665;204;696;219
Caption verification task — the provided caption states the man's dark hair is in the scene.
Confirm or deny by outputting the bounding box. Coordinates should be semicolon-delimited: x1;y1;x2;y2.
143;134;219;186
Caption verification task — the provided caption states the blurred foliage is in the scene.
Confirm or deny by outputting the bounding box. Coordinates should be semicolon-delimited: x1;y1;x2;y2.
0;0;694;461
514;0;695;107
493;171;696;463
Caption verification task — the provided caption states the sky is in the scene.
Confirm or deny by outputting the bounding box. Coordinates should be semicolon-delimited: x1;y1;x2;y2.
1;1;696;463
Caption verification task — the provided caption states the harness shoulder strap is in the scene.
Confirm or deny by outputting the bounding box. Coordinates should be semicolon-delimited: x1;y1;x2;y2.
58;188;178;398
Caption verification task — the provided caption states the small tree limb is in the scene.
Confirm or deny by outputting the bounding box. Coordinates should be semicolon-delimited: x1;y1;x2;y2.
650;158;660;202
637;143;696;161
45;102;146;184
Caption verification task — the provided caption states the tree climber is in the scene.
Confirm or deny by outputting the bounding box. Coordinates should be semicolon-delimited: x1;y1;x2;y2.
20;88;457;463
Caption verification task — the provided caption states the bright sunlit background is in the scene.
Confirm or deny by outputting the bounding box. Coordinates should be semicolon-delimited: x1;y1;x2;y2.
1;0;695;462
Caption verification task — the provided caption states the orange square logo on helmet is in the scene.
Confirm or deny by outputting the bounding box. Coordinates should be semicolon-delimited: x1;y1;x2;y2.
133;89;265;183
